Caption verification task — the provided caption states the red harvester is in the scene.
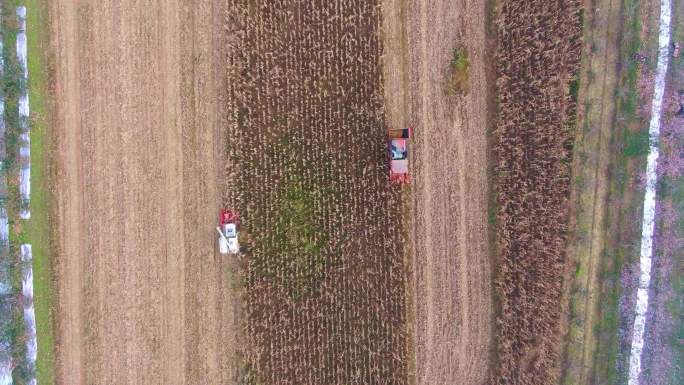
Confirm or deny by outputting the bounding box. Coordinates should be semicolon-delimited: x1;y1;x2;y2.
389;127;412;184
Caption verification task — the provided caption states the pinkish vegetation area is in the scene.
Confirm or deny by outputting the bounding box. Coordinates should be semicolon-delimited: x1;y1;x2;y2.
640;24;684;383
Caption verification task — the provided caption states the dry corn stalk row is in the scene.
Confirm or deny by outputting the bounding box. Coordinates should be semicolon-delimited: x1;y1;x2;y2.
493;1;582;384
225;1;407;384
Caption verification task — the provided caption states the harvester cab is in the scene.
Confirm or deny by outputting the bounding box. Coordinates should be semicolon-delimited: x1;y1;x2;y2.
389;127;412;184
217;209;240;255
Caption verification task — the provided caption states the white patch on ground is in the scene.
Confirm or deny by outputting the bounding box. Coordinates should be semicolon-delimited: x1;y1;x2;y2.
20;244;37;368
20;165;31;219
16;7;27;79
0;210;8;245
627;0;672;384
17;6;30;220
0;283;9;296
0;358;11;385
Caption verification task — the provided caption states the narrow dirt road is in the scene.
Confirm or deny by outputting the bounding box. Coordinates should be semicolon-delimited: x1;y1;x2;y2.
561;0;622;382
382;1;493;384
50;1;236;384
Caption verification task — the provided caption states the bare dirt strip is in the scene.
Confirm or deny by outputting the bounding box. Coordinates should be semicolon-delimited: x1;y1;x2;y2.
382;1;494;384
49;1;237;384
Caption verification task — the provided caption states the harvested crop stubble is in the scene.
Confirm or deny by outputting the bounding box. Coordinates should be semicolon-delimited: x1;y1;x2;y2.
492;1;582;384
226;1;407;385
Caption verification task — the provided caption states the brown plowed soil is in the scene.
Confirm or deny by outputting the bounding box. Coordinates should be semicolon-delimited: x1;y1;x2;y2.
49;1;237;384
382;1;494;384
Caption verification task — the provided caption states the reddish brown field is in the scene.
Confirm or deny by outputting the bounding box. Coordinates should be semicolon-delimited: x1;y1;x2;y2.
492;1;582;384
226;1;407;384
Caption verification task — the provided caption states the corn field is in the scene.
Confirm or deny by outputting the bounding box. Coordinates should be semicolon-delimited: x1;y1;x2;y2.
492;1;582;384
225;1;407;384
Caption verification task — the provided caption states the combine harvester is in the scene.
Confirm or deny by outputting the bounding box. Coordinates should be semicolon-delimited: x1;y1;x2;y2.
217;209;240;255
389;127;412;184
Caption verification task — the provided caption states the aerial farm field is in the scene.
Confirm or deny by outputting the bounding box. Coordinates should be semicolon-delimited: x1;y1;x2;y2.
4;0;678;384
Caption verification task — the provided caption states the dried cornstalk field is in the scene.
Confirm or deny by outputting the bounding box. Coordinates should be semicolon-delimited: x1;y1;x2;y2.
225;1;407;384
492;1;582;384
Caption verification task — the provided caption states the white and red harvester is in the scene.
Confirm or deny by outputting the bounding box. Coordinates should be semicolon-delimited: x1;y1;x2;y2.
217;209;240;255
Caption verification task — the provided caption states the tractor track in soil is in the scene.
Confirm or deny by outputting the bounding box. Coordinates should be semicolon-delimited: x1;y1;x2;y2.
50;1;237;384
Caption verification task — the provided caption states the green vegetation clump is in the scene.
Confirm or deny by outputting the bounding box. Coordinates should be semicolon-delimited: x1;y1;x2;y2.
250;150;332;301
446;46;470;96
270;174;328;299
623;129;650;158
569;77;580;101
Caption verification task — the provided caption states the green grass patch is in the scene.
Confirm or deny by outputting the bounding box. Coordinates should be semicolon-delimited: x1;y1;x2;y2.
623;129;650;158
569;77;580;101
593;248;625;384
446;46;470;96
25;0;56;383
487;184;498;228
268;172;329;299
248;139;334;301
